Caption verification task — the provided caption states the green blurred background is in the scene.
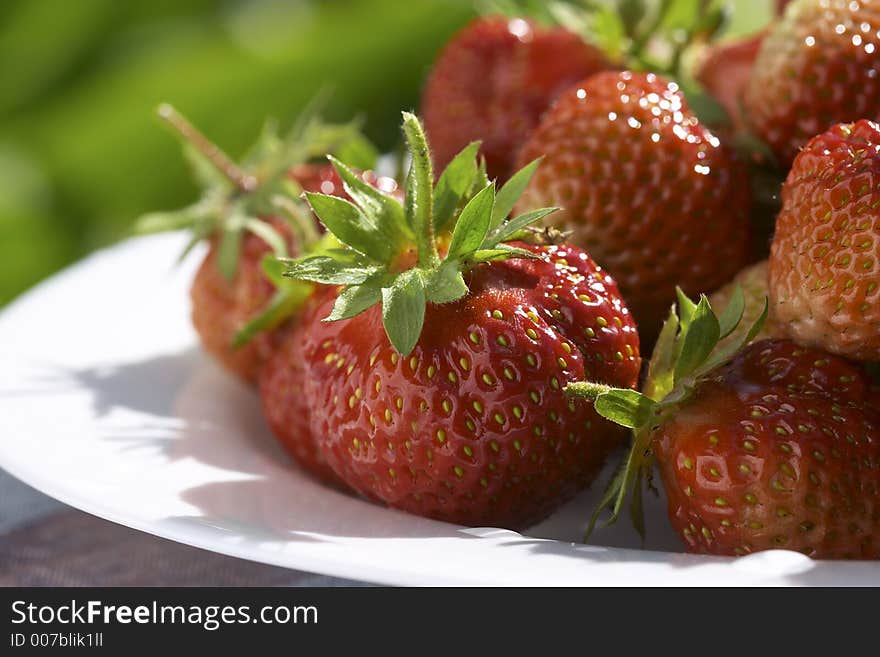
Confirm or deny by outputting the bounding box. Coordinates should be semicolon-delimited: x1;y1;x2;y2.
0;0;770;306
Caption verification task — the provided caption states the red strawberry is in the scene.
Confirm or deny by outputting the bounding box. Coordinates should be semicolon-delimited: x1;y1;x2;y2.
515;70;752;340
268;113;640;527
570;295;880;559
258;285;343;485
742;0;880;167
190;215;297;383
768;120;880;361
695;31;766;132
654;340;880;558
421;16;613;182
295;242;638;526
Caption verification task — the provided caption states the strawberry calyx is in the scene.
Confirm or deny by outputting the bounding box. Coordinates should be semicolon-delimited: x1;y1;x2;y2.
565;286;767;539
135;99;377;278
492;0;727;79
135;99;379;350
281;112;558;356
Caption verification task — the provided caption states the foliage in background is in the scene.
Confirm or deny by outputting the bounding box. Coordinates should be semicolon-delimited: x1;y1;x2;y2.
0;0;770;306
0;0;474;305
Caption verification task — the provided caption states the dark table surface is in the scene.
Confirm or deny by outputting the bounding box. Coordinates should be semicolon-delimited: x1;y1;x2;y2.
0;469;364;586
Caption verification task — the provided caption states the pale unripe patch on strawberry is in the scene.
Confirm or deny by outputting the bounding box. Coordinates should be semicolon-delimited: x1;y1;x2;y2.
768;120;880;360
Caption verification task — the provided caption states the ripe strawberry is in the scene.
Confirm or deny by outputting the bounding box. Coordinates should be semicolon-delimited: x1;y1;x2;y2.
190;215;297;383
138;104;390;383
768;120;880;361
695;31;765;132
655;340;880;558
268;113;640;527
570;294;880;559
515;70;752;340
420;16;612;182
258;285;343;485
709;260;784;348
742;0;880;167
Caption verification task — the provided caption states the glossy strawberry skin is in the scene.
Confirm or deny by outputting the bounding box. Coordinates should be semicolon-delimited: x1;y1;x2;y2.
421;16;613;182
742;0;880;167
291;243;640;528
516;71;752;340
259;287;344;486
768;120;880;361
653;339;880;559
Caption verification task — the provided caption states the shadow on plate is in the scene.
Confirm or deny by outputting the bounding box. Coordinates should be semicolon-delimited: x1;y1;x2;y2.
60;347;869;582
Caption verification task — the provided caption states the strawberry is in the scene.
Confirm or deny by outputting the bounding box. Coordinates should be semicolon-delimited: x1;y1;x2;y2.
266;113;640;527
709;260;784;348
515;70;752;340
768;120;880;361
569;293;880;559
654;340;880;558
695;31;765;132
742;0;880;167
258;285;344;485
137;104;387;382
420;16;612;183
189;215;298;383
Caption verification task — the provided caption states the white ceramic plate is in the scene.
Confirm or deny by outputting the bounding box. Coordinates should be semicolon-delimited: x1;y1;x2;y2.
1;233;877;586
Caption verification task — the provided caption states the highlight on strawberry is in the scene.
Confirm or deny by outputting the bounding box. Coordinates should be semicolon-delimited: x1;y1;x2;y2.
568;289;880;559
261;112;641;528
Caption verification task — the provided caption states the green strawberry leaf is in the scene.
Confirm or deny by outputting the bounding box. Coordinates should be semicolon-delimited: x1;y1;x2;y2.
673;294;720;384
676;286;698;331
232;283;311;350
328;155;410;248
434;141;482;230
446;183;495;260
401;112;438;268
717;286;745;340
283;255;378;285
176;226;212;265
643;304;680;402
217;221;243;280
381;269;426;356
486;207;558;245
594;389;657;430
490;157;542;231
181;141;235;191
304;192;390;262
325;278;385;322
261;254;289;288
566;383;657;429
243;217;288;258
134;203;209;234
240;117;281;173
470;244;541;263
629;462;646;541
692;298;768;380
425;260;469;305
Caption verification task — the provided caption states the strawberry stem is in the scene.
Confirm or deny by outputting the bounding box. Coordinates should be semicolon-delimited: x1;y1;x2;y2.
401;113;440;269
565;381;613;400
157;103;258;194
